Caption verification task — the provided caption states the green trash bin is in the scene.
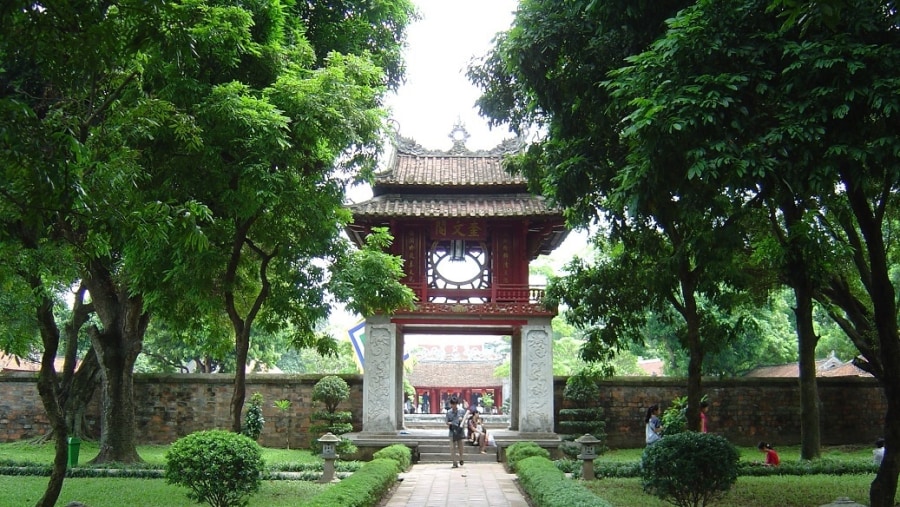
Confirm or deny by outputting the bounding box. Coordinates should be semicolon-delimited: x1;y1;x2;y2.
67;437;81;468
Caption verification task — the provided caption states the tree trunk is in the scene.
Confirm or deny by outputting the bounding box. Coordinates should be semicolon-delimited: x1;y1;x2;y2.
33;292;68;507
685;310;704;432
871;383;900;507
231;327;250;433
794;283;821;460
83;263;148;464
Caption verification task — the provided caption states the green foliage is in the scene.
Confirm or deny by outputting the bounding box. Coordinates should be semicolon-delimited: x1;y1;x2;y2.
242;393;266;441
505;441;550;472
301;458;398;507
312;376;351;414
659;396;688;437
372;444;412;472
563;368;602;405
165;430;265;507
516;456;613;507
309;376;356;455
641;432;740;507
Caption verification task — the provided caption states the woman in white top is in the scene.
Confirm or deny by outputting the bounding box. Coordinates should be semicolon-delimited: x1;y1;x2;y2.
645;404;663;445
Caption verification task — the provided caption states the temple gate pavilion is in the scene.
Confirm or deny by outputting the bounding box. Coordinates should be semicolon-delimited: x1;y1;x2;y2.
345;124;569;436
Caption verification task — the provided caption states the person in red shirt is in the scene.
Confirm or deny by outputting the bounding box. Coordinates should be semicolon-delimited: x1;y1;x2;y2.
758;441;780;466
700;400;709;433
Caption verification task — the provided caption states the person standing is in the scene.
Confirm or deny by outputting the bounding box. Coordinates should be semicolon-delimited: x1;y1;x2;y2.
446;396;466;468
874;437;885;466
700;400;710;433
645;404;663;445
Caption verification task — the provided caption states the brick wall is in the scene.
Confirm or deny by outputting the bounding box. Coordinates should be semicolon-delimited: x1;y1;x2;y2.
0;373;363;449
0;372;884;449
554;376;886;448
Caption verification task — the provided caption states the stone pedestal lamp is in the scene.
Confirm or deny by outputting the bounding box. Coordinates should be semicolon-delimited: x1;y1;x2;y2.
576;434;601;481
318;432;341;483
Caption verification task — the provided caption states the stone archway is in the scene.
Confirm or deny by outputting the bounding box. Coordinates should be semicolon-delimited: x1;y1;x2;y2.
359;315;554;435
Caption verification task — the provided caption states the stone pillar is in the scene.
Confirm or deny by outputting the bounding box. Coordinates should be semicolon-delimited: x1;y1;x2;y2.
396;329;405;430
509;327;521;430
519;319;554;433
361;315;399;433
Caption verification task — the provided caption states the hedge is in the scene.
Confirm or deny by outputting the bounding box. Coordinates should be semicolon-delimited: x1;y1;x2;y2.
372;444;412;472
301;458;399;507
516;456;612;507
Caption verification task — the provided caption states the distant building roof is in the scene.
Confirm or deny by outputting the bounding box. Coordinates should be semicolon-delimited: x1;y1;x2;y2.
408;361;502;388
0;352;64;373
637;358;664;376
743;352;871;378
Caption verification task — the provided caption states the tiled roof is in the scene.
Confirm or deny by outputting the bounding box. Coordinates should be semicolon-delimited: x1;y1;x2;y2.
348;193;558;219
408;361;502;388
377;153;527;188
743;355;871;378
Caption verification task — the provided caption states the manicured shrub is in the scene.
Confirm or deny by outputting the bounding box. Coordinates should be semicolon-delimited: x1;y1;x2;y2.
372;444;412;472
301;458;398;507
241;392;265;441
641;432;739;507
310;376;357;456
517;456;613;507
165;430;265;507
506;441;550;472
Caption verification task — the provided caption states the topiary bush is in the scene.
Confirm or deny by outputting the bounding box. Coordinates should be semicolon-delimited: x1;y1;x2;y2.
372;444;412;472
165;429;265;507
506;441;550;472
641;432;739;507
241;392;265;441
310;376;357;456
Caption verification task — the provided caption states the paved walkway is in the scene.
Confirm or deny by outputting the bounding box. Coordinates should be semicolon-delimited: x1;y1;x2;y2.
382;462;529;507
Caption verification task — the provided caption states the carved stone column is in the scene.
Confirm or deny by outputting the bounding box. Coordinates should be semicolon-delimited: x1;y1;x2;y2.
508;327;521;430
361;315;399;433
519;319;554;433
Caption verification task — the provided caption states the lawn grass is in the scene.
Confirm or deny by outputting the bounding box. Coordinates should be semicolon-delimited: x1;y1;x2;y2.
0;440;320;468
4;476;330;507
591;445;875;506
584;475;873;507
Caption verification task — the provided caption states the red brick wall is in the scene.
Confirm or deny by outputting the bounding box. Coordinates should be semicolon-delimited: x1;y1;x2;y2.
0;372;884;449
554;376;886;448
0;373;363;449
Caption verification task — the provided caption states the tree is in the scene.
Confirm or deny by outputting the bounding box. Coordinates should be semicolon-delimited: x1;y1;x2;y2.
596;0;900;502
1;3;414;504
470;0;761;433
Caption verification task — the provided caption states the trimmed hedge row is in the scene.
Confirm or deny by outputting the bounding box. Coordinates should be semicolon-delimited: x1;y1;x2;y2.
506;441;551;472
559;458;878;479
516;456;613;507
301;458;399;507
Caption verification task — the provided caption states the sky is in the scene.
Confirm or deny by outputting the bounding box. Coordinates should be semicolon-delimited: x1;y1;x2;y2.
384;0;520;151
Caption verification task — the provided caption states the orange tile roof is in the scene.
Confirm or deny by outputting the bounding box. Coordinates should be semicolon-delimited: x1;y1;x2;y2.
348;193;558;219
408;361;502;388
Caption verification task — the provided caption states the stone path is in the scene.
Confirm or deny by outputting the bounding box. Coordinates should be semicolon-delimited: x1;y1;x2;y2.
382;462;529;507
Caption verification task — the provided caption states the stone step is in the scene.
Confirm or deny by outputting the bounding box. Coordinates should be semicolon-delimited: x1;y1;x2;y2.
418;448;499;464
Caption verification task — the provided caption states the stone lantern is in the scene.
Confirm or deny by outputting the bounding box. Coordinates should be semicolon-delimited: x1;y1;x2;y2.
318;432;341;483
575;434;601;481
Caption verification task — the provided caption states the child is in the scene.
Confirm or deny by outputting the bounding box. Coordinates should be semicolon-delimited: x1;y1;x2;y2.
758;441;780;466
874;437;885;466
645;404;663;445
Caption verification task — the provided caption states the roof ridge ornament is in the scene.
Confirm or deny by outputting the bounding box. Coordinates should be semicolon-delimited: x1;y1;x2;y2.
390;121;526;158
448;118;471;155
